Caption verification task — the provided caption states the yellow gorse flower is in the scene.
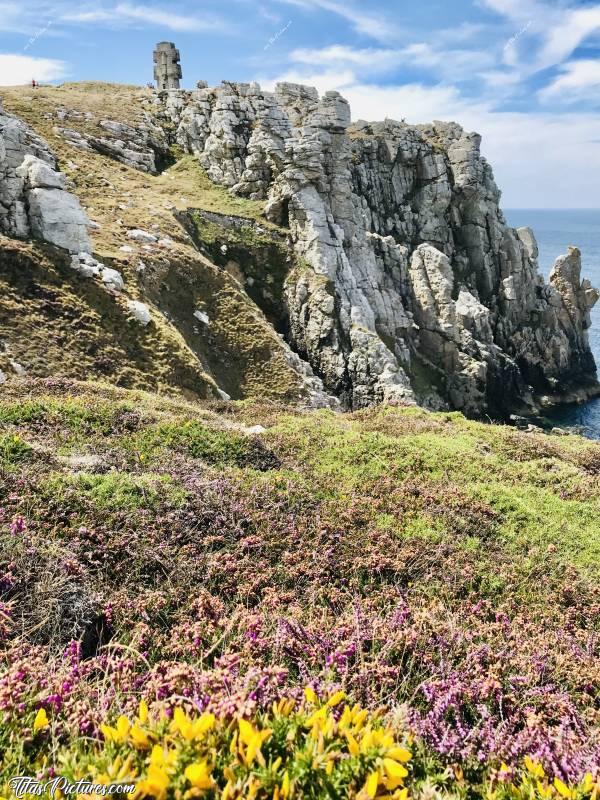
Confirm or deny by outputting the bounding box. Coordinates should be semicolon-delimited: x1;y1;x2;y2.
149;743;177;768
383;757;408;781
238;719;272;765
138;699;149;724
304;687;318;705
184;760;214;791
327;691;346;707
346;731;360;756
365;771;379;799
386;747;411;764
33;708;49;732
536;781;554;800
137;764;170;800
101;715;130;744
581;773;600;800
524;757;545;779
129;724;151;750
171;708;216;742
554;778;575;800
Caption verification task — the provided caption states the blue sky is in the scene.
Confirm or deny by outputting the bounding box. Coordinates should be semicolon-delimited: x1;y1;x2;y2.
2;0;600;206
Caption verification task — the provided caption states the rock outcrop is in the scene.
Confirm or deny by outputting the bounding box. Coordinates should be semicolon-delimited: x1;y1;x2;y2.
1;82;597;417
55;115;170;174
0;102;91;253
155;82;599;416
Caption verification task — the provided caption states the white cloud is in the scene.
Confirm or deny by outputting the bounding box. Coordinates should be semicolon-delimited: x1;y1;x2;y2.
535;7;600;72
289;42;493;81
257;65;600;207
273;0;398;42
436;22;489;45
0;2;23;31
290;45;392;67
479;0;548;25
64;3;225;32
539;59;600;103
0;2;55;34
0;53;68;85
481;0;600;74
399;42;494;75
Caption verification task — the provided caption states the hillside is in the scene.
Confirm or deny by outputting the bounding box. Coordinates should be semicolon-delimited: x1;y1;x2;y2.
0;378;599;795
0;83;326;407
0;80;599;798
0;81;598;417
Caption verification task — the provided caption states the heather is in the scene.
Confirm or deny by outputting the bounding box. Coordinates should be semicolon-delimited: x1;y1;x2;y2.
0;379;599;796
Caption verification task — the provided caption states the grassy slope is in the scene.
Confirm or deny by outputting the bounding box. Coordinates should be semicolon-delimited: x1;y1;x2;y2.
0;82;599;796
0;379;598;792
0;83;304;402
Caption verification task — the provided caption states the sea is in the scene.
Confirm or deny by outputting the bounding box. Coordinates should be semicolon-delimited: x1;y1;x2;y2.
505;209;600;440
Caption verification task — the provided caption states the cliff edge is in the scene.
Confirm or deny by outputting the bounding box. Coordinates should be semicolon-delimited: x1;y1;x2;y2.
0;81;598;418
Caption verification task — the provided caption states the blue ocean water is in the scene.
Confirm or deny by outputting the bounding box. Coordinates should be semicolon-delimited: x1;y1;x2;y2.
504;209;600;440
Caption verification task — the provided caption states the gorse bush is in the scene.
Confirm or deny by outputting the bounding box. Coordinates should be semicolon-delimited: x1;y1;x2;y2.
18;693;600;800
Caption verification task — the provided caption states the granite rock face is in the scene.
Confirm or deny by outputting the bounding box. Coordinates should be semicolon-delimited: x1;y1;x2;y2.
0;103;91;253
54;113;170;174
157;82;599;415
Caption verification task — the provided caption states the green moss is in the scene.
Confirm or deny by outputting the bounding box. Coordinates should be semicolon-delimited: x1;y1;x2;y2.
471;482;600;570
400;515;446;541
0;432;32;469
166;158;269;221
269;405;600;572
184;211;290;324
129;420;250;465
41;471;187;512
0;400;47;425
0;397;129;430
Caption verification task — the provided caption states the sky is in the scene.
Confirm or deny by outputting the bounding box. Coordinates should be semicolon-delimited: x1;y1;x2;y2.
1;0;600;207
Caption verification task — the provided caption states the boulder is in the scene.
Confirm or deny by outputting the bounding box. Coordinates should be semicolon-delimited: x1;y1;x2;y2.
28;188;91;254
101;268;125;293
127;229;158;243
0;105;92;254
127;300;152;326
16;154;66;189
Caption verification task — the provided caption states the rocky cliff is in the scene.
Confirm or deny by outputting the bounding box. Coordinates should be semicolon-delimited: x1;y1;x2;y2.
159;81;599;416
0;100;91;253
0;82;598;418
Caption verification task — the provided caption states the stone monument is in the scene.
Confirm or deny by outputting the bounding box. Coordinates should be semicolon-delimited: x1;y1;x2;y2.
153;42;182;90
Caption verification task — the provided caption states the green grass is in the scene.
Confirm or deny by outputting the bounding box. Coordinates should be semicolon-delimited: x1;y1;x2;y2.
0;432;32;470
40;471;188;512
268;407;600;572
473;482;600;569
127;420;254;466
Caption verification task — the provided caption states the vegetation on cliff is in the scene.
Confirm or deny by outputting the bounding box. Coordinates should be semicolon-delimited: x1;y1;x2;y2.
0;379;598;797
